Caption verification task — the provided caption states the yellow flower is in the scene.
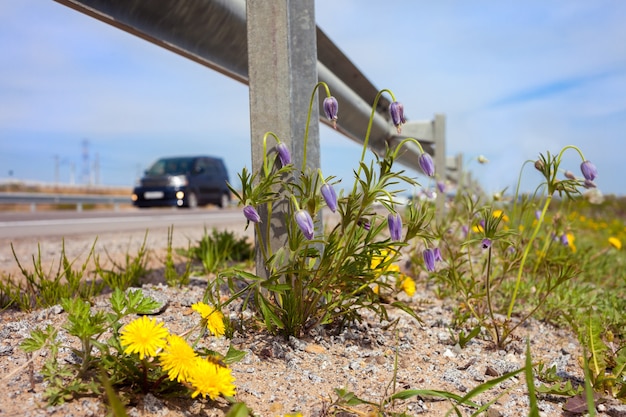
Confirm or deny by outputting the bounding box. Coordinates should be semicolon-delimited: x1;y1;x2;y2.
400;275;416;297
120;316;169;360
472;224;484;233
284;414;303;417
371;249;400;277
188;357;236;400
160;334;197;383
492;210;509;222
609;237;622;250
192;302;225;337
566;232;576;253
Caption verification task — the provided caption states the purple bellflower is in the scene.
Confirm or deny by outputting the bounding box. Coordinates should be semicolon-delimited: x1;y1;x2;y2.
418;153;435;177
243;205;261;223
423;249;436;272
323;96;339;129
482;238;492;249
560;233;569;246
357;218;371;231
580;160;597;181
388;212;403;241
295;209;314;240
276;142;291;166
389;101;406;134
437;181;445;193
320;183;338;212
434;247;443;262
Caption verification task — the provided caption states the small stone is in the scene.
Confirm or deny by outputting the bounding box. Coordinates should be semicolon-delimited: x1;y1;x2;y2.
304;343;326;354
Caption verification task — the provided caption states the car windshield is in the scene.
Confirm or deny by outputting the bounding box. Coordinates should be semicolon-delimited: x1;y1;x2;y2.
145;158;193;176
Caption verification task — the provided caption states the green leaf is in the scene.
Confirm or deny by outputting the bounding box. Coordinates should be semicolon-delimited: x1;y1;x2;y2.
223;345;247;365
20;325;56;352
225;402;252;417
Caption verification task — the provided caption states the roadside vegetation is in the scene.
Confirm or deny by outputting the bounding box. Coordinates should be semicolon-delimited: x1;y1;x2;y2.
1;84;625;416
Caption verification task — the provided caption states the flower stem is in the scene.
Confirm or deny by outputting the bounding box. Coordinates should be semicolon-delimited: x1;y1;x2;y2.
302;82;332;172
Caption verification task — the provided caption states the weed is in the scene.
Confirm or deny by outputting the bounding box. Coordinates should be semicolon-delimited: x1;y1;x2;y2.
94;232;150;290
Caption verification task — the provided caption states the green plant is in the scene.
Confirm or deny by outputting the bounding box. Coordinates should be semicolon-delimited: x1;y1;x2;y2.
163;226;192;288
94;232;150;290
21;288;245;411
225;84;432;337
182;227;253;275
3;239;103;310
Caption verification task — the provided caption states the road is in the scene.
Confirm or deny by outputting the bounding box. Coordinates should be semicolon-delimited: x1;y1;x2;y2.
0;208;246;239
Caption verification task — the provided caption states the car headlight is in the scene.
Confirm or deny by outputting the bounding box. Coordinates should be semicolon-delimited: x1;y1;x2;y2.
170;175;188;187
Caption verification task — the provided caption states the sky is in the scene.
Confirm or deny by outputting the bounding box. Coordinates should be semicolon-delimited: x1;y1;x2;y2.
1;1;625;197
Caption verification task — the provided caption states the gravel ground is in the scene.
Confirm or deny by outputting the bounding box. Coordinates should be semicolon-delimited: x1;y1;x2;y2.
1;229;626;416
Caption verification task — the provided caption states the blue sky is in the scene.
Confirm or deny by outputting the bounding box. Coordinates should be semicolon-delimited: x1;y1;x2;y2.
1;1;625;197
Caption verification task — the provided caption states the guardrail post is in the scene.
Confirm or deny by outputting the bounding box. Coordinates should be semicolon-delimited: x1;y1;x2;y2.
247;0;320;279
434;113;446;219
30;203;37;213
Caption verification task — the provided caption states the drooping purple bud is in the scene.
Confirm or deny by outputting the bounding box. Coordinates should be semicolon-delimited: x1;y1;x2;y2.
434;247;443;262
276;142;291;166
323;96;339;129
295;209;314;240
535;210;542;220
461;225;469;238
482;238;492;249
584;179;596;189
564;170;576;180
357;218;371;231
388;212;403;241
418;153;435;177
437;181;445;193
560;233;569;246
423;249;436;272
389;101;406;133
243;205;261;223
320;183;338;213
580;160;597;181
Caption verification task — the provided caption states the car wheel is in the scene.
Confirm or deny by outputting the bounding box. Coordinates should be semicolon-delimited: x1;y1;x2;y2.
219;193;230;209
187;192;198;209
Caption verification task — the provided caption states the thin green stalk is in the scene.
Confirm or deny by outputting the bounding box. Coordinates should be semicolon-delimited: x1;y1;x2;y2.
507;194;552;319
302;82;332;172
484;246;501;346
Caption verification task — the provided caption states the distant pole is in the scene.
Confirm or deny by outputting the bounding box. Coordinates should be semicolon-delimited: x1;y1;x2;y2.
246;0;320;277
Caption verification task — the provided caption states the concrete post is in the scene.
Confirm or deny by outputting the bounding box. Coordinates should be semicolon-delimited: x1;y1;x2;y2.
434;113;446;218
246;0;320;277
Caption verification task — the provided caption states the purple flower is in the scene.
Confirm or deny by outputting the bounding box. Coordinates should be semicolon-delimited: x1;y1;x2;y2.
389;101;406;133
437;181;445;193
323;96;339;128
423;249;436;272
535;210;542;220
564;170;576;180
580;160;597;181
560;233;569;246
482;238;492;249
418;153;435;177
434;247;443;262
276;142;291;166
320;183;338;212
388;212;403;241
243;205;261;223
461;225;469;238
357;218;371;231
295;209;314;240
584;179;596;189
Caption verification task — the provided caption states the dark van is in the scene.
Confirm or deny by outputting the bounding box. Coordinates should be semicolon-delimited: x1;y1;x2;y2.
131;156;230;208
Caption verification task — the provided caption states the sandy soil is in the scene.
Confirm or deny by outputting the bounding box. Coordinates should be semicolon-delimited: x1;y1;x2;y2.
1;229;625;417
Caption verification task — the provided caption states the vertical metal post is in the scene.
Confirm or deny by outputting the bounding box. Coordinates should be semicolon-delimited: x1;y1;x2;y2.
434;113;446;218
246;0;320;277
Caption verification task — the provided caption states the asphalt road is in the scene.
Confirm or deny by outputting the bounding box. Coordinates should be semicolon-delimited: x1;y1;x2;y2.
0;208;246;239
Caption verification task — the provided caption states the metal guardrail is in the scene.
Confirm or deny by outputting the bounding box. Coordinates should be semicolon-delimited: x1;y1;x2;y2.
0;192;131;212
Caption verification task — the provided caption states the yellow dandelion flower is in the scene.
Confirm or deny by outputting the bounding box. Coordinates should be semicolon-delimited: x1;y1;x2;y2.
492;210;509;222
120;316;169;360
400;275;416;297
192;302;225;337
609;237;622;250
284;414;303;417
472;224;484;233
160;334;197;383
188;357;236;400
